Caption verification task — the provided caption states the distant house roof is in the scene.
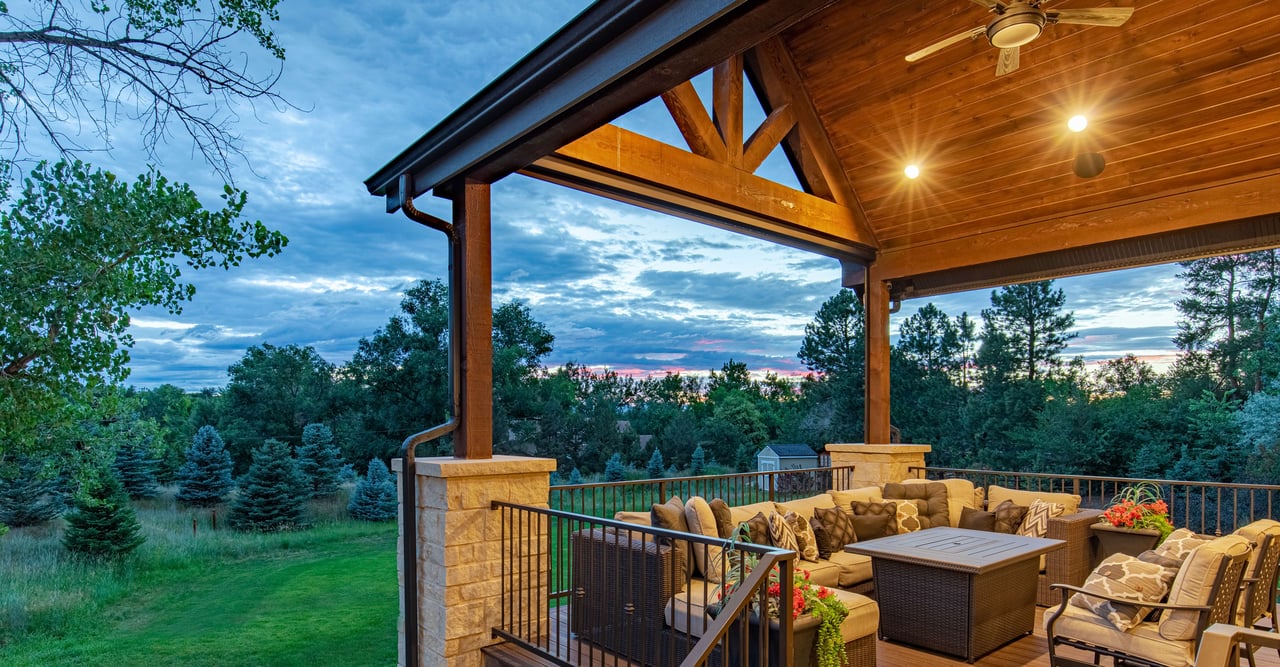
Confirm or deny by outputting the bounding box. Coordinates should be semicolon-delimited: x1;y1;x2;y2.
761;444;817;458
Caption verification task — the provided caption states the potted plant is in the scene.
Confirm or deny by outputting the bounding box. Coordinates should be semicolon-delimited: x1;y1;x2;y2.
1093;481;1174;559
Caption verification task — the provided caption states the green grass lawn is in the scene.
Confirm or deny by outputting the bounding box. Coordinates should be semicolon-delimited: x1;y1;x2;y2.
0;492;399;667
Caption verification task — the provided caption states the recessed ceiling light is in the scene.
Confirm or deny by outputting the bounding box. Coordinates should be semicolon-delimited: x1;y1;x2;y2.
1068;115;1088;133
904;164;920;179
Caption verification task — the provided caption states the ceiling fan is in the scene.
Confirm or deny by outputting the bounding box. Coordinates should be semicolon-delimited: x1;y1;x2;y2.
905;1;1134;76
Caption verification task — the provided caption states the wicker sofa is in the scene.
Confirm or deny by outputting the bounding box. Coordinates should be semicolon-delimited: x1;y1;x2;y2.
569;478;1100;665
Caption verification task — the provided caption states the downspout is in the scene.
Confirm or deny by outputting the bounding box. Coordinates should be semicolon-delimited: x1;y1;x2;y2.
397;174;460;667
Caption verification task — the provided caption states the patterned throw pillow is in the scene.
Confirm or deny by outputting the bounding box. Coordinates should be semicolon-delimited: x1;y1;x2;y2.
1137;549;1183;589
768;511;800;552
743;511;771;546
1157;528;1211;562
812;505;857;555
992;499;1030;534
895;500;922;533
1017;499;1064;538
783;511;821;562
1070;553;1173;631
851;500;898;541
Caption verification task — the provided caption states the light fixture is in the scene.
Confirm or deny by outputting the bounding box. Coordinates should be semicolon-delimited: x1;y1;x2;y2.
986;4;1046;49
1068;115;1088;133
1073;152;1105;178
904;164;920;179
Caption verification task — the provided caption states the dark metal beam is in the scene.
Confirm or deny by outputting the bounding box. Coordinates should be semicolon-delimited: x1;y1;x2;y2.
364;0;838;209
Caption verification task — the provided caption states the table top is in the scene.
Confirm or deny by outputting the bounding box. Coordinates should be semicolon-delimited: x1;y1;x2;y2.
844;527;1064;574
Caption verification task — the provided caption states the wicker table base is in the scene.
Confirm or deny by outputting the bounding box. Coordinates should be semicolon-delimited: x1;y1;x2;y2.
847;527;1063;663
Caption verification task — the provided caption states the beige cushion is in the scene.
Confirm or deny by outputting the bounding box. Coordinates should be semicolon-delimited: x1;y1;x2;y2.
774;493;836;520
684;497;724;582
988;484;1081;515
784;511;821;562
828;486;884;508
797;558;841;588
1234;518;1280;574
614;510;652;526
827;550;873;588
1159;534;1251;640
1070;553;1172;631
903;477;976;527
665;578;719;637
1045;603;1195;667
829;589;879;643
730;500;780;526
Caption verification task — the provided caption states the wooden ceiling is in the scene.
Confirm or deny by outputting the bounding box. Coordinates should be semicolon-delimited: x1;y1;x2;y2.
777;0;1280;295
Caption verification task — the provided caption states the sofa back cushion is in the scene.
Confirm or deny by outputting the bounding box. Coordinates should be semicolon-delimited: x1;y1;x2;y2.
987;484;1082;515
708;499;735;539
730;500;780;527
903;477;976;527
883;481;948;529
652;496;692;565
828;486;884;508
774;493;836;521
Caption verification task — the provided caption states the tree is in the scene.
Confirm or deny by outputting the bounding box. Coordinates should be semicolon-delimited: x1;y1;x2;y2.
0;160;288;454
348;459;397;522
176;425;234;506
229;439;309;531
568;468;584;485
62;472;144;559
690;444;707;476
797;290;865;443
897;303;962;377
981;281;1076;381
296;423;343;498
113;440;160;500
604;452;626;482
220;343;335;471
0;0;288;181
0;456;64;526
1175;251;1280;394
646;449;665;479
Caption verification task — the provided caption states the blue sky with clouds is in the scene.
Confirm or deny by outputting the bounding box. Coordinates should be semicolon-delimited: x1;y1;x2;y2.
95;0;1187;390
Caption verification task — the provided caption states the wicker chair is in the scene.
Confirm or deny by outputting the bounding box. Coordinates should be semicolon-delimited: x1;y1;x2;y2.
1045;534;1252;667
1234;520;1280;667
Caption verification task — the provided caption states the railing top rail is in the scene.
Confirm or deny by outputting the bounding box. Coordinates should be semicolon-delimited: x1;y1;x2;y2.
490;499;791;557
914;466;1280;493
550;465;855;491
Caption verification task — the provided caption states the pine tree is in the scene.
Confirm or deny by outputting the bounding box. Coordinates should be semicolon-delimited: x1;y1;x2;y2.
63;472;144;559
176;425;234;506
690;445;707;476
982;281;1077;381
337;463;357;485
229;439;309;531
568;468;584;484
348;459;397;521
0;456;64;526
604;452;626;482
113;441;160;499
296;423;343;497
646;449;665;479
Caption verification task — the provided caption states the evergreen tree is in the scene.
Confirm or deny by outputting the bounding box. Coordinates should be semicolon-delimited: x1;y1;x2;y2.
0;456;64;526
296;423;343;497
337;463;357;485
604;452;626;482
62;472;144;559
229;439;309;531
1175;251;1280;394
568;468;584;485
982;281;1076;381
176;425;234;506
348;459;397;521
646;448;665;479
113;441;160;499
690;445;707;476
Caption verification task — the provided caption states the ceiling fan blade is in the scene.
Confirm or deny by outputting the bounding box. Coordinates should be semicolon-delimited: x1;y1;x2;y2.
995;46;1020;76
1049;7;1135;26
905;27;986;63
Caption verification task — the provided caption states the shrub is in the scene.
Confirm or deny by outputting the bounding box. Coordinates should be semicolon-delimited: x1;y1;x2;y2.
229;439;310;532
296;423;343;498
337;463;357;485
176;425;234;506
62;472;144;559
348;459;396;521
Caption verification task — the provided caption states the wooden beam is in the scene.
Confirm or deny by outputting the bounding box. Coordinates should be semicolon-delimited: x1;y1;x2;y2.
714;53;745;168
452;181;493;459
864;266;891;444
742;104;795;173
660;81;727;162
522;124;878;256
744;37;878;245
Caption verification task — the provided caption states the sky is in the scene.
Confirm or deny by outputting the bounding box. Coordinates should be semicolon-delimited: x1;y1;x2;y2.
70;0;1188;390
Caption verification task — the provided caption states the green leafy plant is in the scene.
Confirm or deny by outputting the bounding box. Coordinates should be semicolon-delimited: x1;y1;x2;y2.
1100;481;1174;542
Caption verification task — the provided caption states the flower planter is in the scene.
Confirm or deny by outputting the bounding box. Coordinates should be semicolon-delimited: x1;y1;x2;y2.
1092;522;1161;564
724;612;822;667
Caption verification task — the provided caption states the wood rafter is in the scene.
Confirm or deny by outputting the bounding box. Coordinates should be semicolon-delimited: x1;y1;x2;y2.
714;53;744;167
743;104;795;173
660;81;727;162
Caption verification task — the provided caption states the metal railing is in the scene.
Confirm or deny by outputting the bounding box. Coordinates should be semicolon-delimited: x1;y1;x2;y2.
550;465;857;520
491;501;798;666
911;467;1280;535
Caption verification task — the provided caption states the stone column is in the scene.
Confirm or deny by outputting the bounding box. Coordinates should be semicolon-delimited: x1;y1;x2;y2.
826;443;931;488
394;455;557;667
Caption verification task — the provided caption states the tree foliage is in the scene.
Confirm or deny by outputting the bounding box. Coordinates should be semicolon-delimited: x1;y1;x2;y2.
176;424;233;506
1175;251;1280;394
220;343;333;471
296;423;342;498
229;438;308;531
0;455;64;526
347;458;396;522
62;471;144;559
981;281;1076;381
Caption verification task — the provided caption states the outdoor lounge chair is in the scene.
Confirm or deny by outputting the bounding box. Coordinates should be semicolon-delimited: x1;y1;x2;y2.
1234;520;1280;667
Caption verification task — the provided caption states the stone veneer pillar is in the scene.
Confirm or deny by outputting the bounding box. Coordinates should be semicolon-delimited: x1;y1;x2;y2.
393;455;557;667
826;443;932;488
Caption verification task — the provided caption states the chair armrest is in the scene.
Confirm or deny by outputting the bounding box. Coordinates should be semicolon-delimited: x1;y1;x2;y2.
1050;583;1212;613
1196;623;1280;666
1045;509;1103;587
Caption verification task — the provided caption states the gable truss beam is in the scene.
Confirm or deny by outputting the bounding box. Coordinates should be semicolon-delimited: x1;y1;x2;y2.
521;124;877;262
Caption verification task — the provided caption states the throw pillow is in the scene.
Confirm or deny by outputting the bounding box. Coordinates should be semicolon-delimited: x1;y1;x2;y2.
1069;553;1173;631
851;500;898;541
1017;499;1064;538
958;506;997;532
895;500;922;533
743;512;771;546
1136;549;1183;589
783;511;821;562
684;496;724;582
883;481;949;528
811;505;857;556
708;498;735;539
651;496;692;567
768;512;800;552
991;500;1030;534
1156;528;1212;563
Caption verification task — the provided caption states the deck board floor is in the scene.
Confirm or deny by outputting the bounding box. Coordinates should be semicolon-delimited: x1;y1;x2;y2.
524;606;1280;666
